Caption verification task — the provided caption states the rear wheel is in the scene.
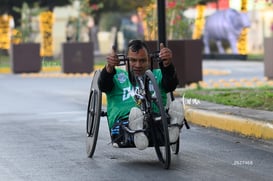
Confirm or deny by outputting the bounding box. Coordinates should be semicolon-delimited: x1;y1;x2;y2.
86;70;102;158
145;70;171;169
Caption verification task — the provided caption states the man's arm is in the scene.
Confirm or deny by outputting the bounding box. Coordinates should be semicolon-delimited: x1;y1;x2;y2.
98;66;116;93
158;43;179;92
98;46;120;93
160;63;179;92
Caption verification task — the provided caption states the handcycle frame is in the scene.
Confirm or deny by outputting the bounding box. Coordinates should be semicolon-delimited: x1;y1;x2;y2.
86;53;189;169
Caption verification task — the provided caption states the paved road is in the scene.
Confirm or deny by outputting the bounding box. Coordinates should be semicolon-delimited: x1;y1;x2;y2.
0;74;272;181
203;60;264;81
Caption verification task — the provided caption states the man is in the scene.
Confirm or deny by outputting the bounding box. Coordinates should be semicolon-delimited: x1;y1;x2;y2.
98;40;183;150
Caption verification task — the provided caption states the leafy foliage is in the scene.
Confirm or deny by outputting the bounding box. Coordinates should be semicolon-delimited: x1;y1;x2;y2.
88;0;152;12
13;2;46;43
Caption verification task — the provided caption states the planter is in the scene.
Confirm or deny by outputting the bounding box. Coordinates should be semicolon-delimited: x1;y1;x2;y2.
62;42;94;73
145;40;203;87
264;38;273;79
11;43;41;73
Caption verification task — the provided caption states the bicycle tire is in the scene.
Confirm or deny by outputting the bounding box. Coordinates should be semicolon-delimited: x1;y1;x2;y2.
145;70;171;169
86;70;102;158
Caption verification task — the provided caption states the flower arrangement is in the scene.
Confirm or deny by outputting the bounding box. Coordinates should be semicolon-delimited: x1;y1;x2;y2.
192;4;206;39
237;0;248;55
0;14;13;50
39;11;54;57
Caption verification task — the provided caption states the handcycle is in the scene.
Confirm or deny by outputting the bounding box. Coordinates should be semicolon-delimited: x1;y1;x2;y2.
86;52;190;169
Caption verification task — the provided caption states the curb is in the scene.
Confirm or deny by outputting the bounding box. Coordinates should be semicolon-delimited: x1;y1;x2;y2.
184;106;273;140
101;93;273;140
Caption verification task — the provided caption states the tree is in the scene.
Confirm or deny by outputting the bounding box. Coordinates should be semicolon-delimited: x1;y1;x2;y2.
89;0;152;12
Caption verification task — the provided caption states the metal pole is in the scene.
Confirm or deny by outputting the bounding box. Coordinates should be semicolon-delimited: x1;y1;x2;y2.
157;0;167;49
157;0;175;101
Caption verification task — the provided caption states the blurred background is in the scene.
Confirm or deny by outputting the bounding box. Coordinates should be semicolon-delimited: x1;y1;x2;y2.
0;0;272;67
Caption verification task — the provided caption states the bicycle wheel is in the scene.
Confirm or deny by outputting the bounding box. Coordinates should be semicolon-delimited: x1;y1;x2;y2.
86;70;102;158
145;70;171;169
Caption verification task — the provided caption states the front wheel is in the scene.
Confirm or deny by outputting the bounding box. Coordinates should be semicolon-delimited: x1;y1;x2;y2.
145;70;171;169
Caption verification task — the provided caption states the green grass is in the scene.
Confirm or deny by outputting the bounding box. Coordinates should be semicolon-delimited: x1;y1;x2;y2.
0;54;10;67
183;86;273;111
41;59;61;67
247;54;263;61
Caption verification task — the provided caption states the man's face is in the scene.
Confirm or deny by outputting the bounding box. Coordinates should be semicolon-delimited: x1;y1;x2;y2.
127;48;149;76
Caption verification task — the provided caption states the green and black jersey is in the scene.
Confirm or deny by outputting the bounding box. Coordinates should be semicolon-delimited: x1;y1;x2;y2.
98;64;178;129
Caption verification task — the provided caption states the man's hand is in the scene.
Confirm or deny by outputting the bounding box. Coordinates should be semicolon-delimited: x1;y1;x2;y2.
159;43;172;67
106;46;120;73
